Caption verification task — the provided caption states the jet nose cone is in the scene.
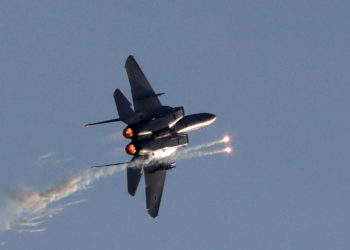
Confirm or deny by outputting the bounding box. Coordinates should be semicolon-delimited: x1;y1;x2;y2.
208;113;216;121
204;113;216;123
173;112;216;133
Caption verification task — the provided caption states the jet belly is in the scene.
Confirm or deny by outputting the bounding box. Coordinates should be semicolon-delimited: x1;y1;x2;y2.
138;133;188;153
174;113;216;133
126;133;188;156
152;147;178;159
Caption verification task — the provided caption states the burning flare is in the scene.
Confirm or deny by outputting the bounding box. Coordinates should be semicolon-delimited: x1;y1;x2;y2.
221;135;230;143
223;147;232;153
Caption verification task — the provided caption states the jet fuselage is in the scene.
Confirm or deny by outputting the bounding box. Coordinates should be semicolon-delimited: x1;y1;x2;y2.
86;55;218;218
123;111;216;158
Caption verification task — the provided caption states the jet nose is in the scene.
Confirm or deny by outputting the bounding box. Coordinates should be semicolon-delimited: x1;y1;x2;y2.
209;113;216;121
204;113;216;123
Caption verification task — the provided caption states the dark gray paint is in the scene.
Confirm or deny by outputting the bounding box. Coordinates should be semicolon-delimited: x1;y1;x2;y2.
87;56;216;218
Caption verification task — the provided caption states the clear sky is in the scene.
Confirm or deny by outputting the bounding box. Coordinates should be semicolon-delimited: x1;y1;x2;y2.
1;1;349;249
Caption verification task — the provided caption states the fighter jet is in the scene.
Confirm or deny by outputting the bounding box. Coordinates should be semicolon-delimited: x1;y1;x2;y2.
86;56;216;217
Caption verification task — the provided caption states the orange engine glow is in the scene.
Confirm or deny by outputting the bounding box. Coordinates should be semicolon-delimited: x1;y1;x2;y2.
125;143;137;155
123;127;134;138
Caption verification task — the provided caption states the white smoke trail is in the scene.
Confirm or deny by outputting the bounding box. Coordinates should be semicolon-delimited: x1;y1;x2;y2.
15;228;47;233
0;164;127;232
37;151;55;161
173;134;233;161
179;140;222;153
176;147;232;161
180;135;231;154
0;136;232;233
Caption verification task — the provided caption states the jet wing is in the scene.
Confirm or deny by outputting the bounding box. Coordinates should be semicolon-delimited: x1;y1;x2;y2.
125;56;163;113
144;168;167;218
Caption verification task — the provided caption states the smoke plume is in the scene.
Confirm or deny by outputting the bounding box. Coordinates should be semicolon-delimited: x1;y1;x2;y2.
0;164;127;232
0;135;232;233
175;135;232;160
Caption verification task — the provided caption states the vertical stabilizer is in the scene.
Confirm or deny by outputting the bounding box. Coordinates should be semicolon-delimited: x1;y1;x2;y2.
127;167;142;196
114;88;135;120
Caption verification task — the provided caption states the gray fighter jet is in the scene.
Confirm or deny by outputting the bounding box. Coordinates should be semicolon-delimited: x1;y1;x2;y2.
86;56;216;217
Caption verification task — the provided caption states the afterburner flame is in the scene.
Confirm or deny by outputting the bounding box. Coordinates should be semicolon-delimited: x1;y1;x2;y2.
123;127;134;138
125;143;137;155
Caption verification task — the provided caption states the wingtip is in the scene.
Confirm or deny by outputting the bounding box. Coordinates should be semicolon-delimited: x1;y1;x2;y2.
128;188;137;196
147;210;159;218
128;192;136;197
125;55;138;68
125;55;134;63
113;88;122;97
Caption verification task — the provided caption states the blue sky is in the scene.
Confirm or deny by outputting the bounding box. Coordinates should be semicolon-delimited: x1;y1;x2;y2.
1;1;350;249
